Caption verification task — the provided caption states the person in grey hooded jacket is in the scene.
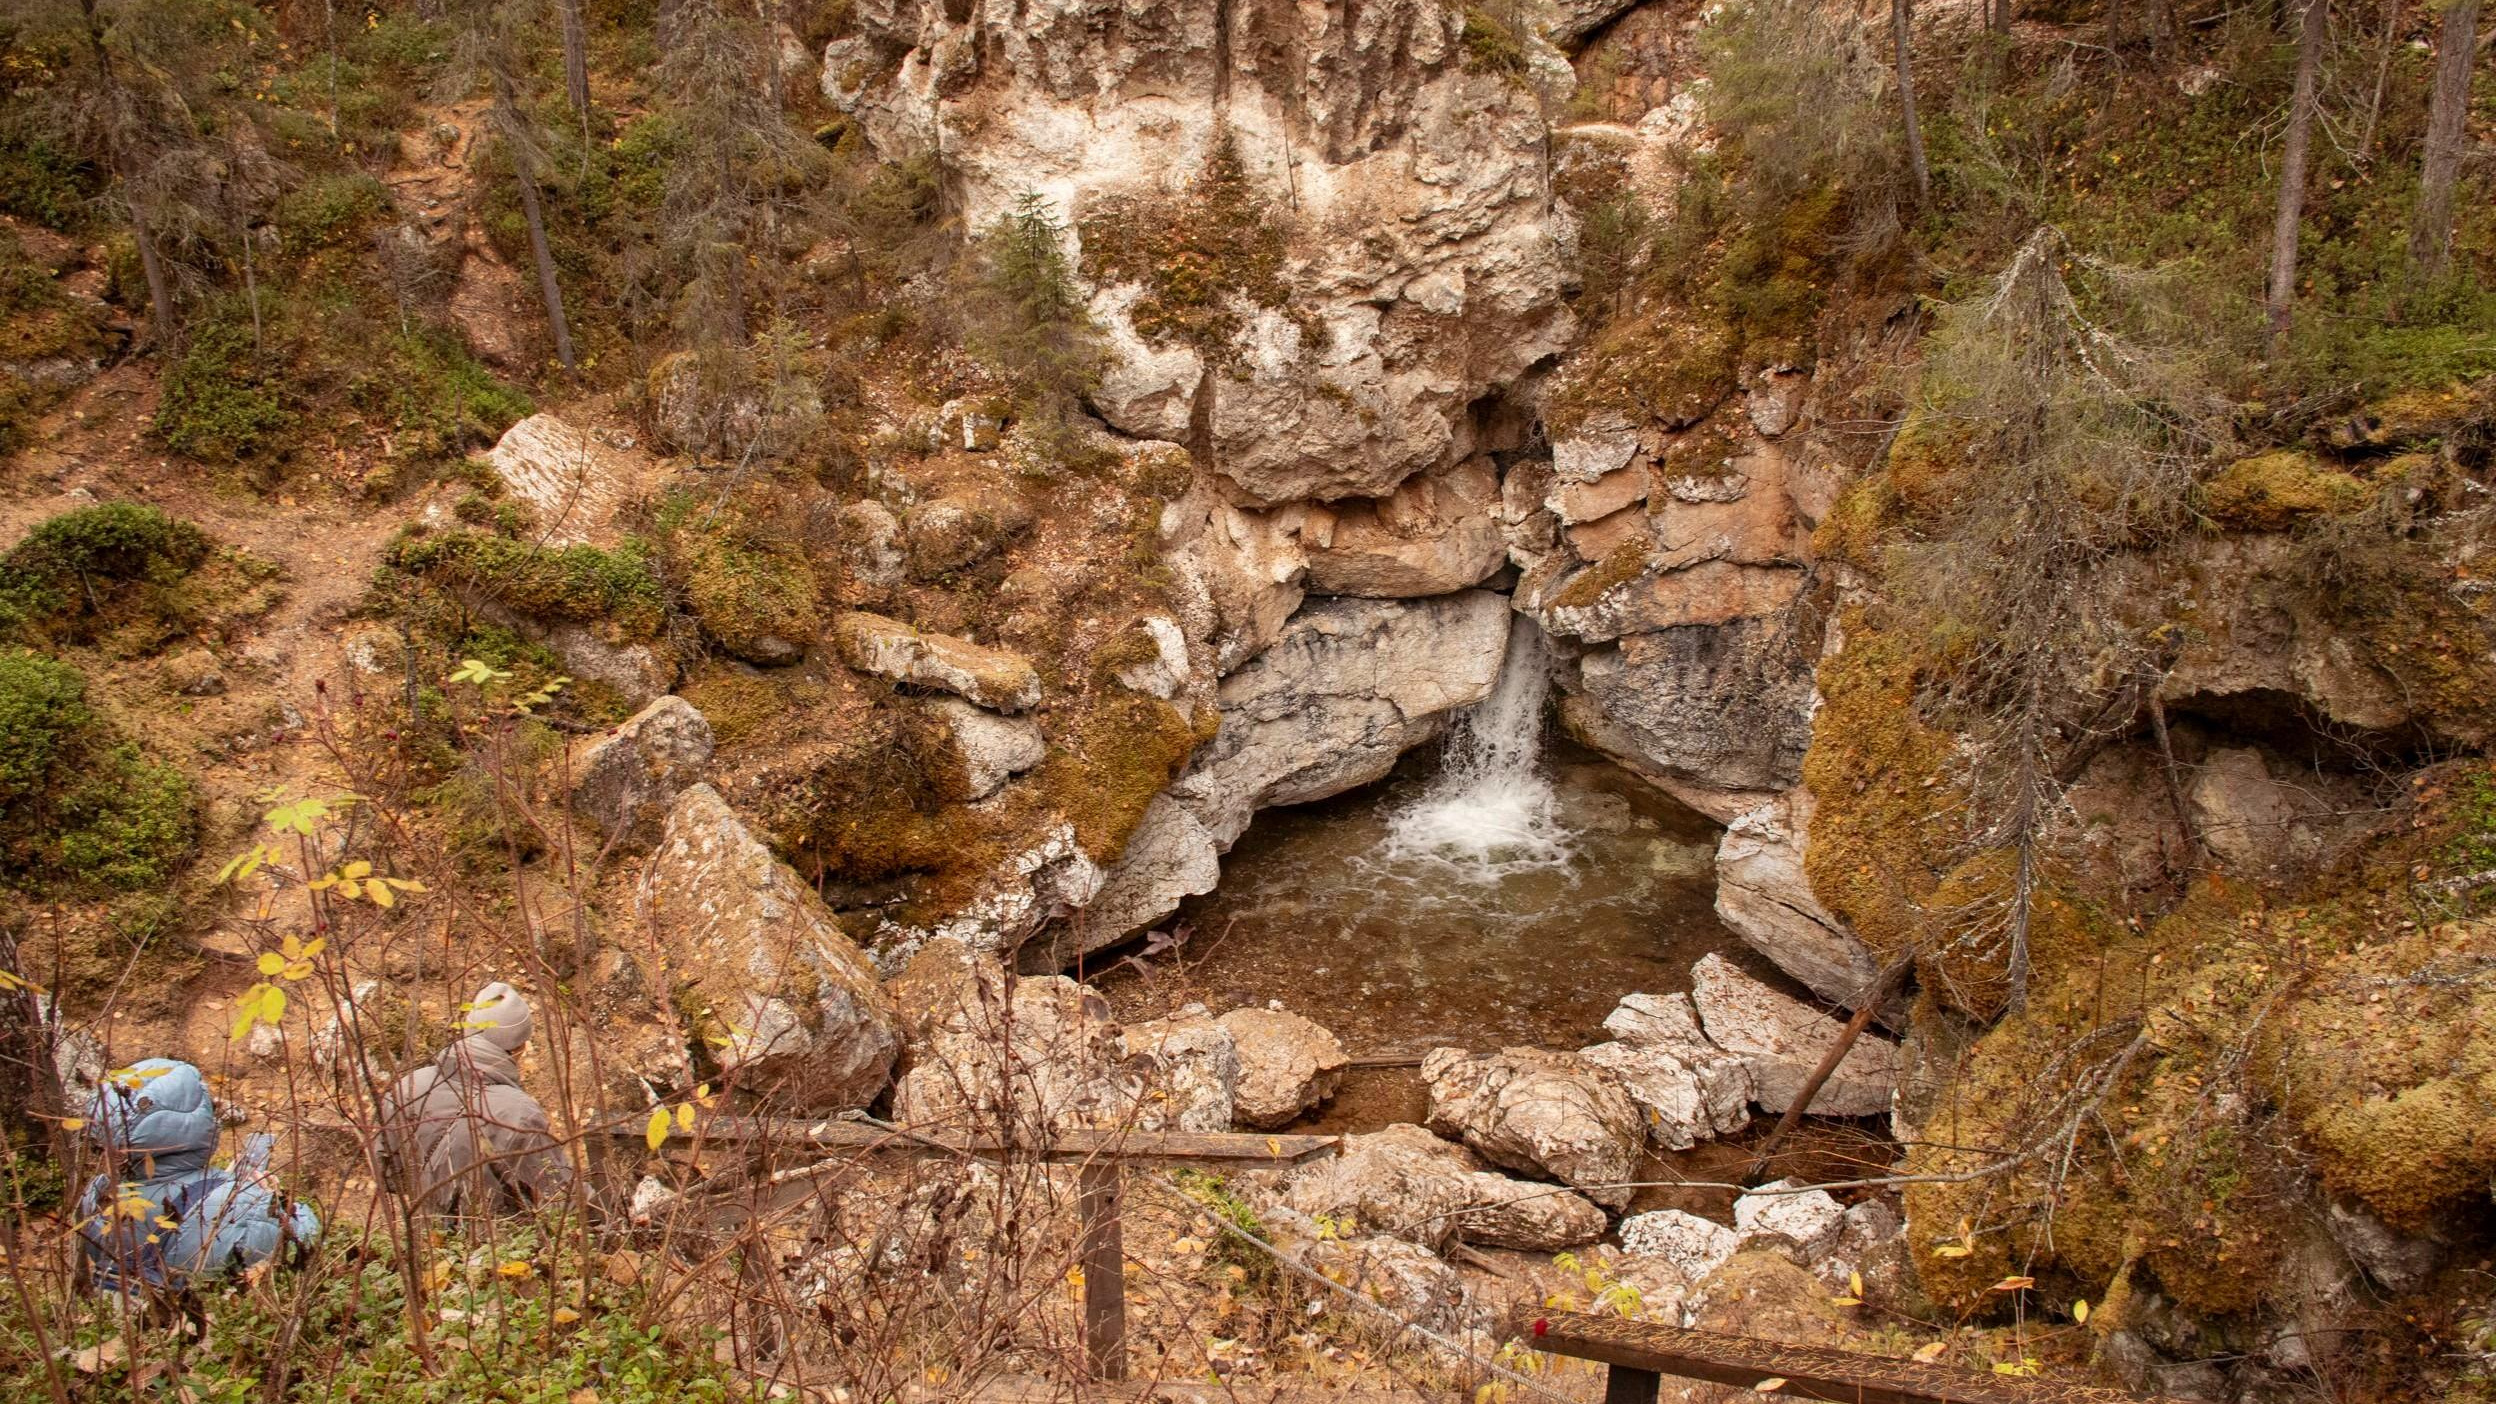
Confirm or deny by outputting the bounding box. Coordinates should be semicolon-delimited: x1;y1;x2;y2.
76;1059;320;1296
380;983;572;1216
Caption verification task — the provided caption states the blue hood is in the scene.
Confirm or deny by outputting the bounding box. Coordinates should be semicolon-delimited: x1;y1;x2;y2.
86;1059;219;1177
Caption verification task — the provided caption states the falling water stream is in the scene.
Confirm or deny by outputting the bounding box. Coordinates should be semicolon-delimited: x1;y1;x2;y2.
1095;612;1776;1059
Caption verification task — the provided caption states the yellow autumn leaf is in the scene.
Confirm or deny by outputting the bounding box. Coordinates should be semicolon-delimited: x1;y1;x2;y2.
553;1307;582;1326
367;881;395;908
645;1106;670;1151
1755;1378;1787;1393
496;1260;533;1279
300;936;326;959
283;960;315;981
1933;1243;1973;1259
675;1103;695;1132
342;860;372;880
1849;1270;1865;1298
1911;1341;1948;1363
60;1117;83;1131
1991;1276;2036;1292
258;952;286;976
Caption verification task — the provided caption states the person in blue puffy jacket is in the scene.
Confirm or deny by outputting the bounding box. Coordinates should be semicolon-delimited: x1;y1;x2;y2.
75;1059;320;1296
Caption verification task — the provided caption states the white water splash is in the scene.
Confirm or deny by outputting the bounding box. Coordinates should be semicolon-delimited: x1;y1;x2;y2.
1378;615;1575;879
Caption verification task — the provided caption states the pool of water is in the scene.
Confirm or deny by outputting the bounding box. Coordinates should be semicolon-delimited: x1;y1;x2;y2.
1090;740;1778;1056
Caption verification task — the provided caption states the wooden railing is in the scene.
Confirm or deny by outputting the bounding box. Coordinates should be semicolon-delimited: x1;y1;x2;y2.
598;1112;1340;1381
1515;1310;2176;1404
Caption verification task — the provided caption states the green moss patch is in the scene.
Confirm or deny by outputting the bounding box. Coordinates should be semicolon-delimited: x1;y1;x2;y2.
0;650;197;894
2202;450;2368;531
383;529;668;637
1078;130;1293;359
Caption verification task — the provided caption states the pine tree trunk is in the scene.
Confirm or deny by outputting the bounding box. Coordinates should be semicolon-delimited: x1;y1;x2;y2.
561;0;590;115
127;196;178;351
1894;0;1931;201
497;80;579;371
2408;0;2480;279
2266;0;2331;360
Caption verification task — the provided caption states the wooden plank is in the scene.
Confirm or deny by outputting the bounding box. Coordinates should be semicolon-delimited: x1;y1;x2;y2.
1517;1311;2171;1404
587;1114;1340;1167
1079;1160;1128;1381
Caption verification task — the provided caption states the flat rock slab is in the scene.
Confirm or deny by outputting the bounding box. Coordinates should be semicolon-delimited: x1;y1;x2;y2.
835;611;1041;712
1690;952;1898;1118
1218;1008;1347;1129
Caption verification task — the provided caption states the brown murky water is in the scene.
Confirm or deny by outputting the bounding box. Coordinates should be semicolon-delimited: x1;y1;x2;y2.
1092;742;1784;1055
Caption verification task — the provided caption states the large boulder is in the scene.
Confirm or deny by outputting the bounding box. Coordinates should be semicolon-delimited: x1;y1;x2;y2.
573;696;715;851
834;611;1042;711
1217;1007;1347;1129
1733;1180;1847;1262
822;0;1573;504
1689;953;1898;1118
1619;1208;1741;1282
1421;1046;1644;1211
1713;790;1887;1009
1284;1123;1607;1252
637;784;901;1108
486;414;645;547
888;956;1144;1134
1577;990;1751;1149
1119;1005;1240;1133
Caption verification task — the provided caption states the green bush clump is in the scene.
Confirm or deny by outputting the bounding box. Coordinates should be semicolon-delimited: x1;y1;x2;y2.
156;309;299;464
0;650;197;894
352;326;533;463
274;171;389;249
386;530;668;636
0;501;211;643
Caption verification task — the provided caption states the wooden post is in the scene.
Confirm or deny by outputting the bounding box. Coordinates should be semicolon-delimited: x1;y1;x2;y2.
1604;1364;1661;1404
1078;1160;1127;1381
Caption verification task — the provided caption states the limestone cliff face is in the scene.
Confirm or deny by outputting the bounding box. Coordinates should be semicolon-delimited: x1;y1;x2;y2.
825;0;1577;503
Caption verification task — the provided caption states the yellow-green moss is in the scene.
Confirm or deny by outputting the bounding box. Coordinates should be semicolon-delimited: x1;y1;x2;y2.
667;521;821;665
1543;310;1737;438
2202;450;2368;531
1034;690;1199;858
1547;533;1656;611
1799;607;1957;970
1078;130;1293;359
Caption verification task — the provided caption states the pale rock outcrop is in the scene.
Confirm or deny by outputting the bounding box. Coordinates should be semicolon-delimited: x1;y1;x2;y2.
1120;1005;1239;1133
536;624;674;708
1422;1046;1644;1211
1542;559;1805;640
638;784;901;1108
1071;795;1223;946
1079;592;1514;947
1577;990;1751;1148
1733;1181;1847;1261
838;500;907;591
834;611;1042;712
1284;1123;1607;1252
1618;1208;1741;1282
1218;1007;1347;1129
1714;790;1886;1009
1549;465;1650;525
823;0;1574;504
1690;953;1898;1117
573;696;715;850
1302;458;1507;598
929;697;1046;801
2162;535;2422;740
487;415;643;547
1161;487;1309;675
1552;417;1642;484
2326;1201;2441;1293
1111;615;1191;699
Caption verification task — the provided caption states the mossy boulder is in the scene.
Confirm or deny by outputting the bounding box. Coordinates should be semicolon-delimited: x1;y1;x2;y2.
0;502;212;645
0;650;197;893
384;530;668;637
2203;450;2368;531
667;521;821;666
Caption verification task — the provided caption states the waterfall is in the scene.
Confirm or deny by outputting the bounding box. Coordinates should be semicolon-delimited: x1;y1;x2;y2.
1378;613;1575;878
